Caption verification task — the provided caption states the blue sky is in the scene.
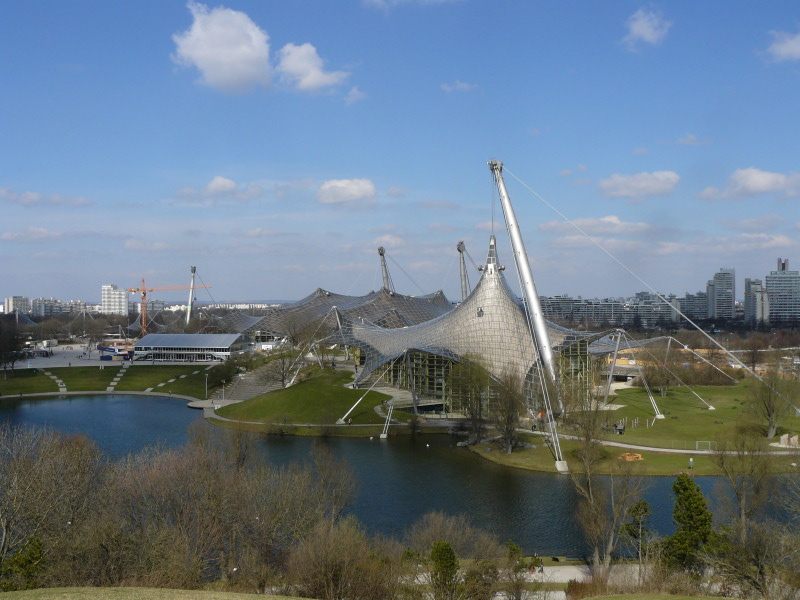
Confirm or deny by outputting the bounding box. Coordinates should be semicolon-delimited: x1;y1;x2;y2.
2;1;799;305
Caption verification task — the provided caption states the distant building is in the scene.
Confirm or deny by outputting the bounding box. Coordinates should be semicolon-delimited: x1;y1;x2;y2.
707;268;735;320
766;258;800;325
133;333;253;362
4;296;31;314
679;291;708;321
101;284;129;316
744;278;769;325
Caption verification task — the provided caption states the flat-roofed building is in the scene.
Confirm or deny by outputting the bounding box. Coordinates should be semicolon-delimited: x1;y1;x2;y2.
133;333;253;362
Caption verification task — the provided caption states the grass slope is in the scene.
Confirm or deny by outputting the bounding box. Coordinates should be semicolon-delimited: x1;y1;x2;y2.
217;368;390;425
0;369;59;395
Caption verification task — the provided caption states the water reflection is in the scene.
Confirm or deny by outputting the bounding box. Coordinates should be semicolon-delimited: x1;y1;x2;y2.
0;394;732;555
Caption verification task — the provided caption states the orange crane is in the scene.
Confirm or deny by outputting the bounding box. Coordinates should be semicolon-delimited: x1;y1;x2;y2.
128;278;210;336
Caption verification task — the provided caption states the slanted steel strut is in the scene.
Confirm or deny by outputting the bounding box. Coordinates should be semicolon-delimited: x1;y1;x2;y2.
488;160;558;388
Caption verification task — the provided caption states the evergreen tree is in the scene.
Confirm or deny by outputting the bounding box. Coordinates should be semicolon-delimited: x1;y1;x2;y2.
663;473;716;573
430;540;460;600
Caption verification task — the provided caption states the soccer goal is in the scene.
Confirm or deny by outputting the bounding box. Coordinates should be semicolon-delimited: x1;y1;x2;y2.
695;440;717;451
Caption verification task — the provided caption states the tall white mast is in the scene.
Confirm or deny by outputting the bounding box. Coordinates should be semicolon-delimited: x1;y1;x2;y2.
186;266;196;327
489;160;567;473
489;160;558;386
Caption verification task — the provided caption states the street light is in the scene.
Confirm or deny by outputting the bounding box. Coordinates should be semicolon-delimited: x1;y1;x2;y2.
205;373;209;400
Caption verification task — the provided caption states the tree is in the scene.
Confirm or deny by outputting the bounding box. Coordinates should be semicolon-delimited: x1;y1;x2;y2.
750;367;791;439
492;371;524;454
260;350;301;389
663;473;717;574
621;499;652;586
0;320;23;379
430;541;460;600
287;517;404;600
568;382;644;582
403;512;503;561
712;427;771;543
448;355;490;443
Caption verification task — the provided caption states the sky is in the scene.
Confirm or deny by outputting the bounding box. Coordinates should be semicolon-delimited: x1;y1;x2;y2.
2;1;800;306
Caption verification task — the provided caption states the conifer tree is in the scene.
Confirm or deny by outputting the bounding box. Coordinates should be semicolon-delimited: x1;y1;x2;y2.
664;473;716;573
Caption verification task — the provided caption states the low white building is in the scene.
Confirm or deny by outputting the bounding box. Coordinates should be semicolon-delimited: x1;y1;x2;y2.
133;333;253;362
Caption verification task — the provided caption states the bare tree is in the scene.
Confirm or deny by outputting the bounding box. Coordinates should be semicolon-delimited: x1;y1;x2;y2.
712;427;772;543
448;355;490;442
569;390;644;582
260;350;301;389
492;371;524;454
750;367;791;439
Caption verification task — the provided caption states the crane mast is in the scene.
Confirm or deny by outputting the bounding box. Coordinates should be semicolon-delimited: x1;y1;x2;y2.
128;273;210;337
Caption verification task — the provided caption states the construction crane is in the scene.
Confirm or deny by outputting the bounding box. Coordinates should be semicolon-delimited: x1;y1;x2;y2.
128;276;210;336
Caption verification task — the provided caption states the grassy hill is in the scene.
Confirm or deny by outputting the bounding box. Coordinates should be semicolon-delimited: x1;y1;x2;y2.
216;367;391;426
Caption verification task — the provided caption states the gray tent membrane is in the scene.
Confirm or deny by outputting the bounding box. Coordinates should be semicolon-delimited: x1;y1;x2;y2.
218;287;454;340
327;236;598;402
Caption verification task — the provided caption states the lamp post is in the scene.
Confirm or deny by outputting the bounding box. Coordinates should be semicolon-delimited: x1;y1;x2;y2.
205;373;208;400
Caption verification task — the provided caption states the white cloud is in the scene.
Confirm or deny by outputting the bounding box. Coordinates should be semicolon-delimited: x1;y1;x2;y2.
540;215;652;236
172;2;271;93
373;234;405;248
177;176;264;203
721;214;786;232
204;175;238;196
623;8;671;50
441;80;477;92
242;227;277;237
345;86;367;105
318;178;376;205
766;29;800;62
0;187;92;207
476;221;495;232
124;238;170;251
276;43;349;91
597;171;680;199
699;167;800;199
676;133;708;146
1;227;62;241
364;0;459;8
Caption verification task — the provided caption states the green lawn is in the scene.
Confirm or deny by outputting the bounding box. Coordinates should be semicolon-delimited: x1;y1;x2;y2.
0;369;59;395
49;366;122;391
217;368;390;425
1;588;300;600
115;365;207;395
597;379;800;449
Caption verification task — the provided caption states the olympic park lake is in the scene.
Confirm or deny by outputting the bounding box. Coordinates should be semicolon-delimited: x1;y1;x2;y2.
0;393;734;556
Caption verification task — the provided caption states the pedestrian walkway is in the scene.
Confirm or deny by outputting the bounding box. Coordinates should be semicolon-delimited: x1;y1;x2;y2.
105;362;131;392
42;370;67;393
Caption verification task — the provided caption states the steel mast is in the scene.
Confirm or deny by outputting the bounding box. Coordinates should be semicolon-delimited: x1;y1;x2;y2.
457;241;470;301
378;247;395;292
186;266;197;327
489;160;567;472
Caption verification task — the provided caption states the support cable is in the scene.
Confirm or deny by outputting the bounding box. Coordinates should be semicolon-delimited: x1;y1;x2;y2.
503;167;764;382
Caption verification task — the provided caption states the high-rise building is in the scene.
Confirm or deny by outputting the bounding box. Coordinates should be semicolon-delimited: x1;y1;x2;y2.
4;296;31;314
743;278;769;325
100;284;129;316
765;258;800;325
707;268;735;320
